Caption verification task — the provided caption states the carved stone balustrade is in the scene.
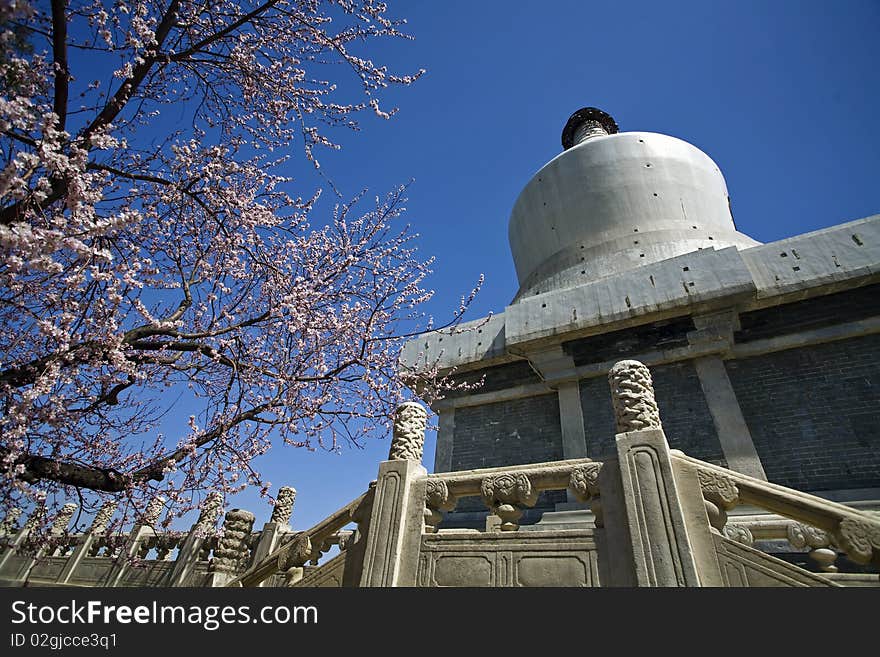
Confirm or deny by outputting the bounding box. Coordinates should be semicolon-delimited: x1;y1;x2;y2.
676;452;880;569
424;457;604;532
229;491;372;587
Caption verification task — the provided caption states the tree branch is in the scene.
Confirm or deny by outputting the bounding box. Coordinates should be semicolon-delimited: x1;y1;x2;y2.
0;0;181;227
50;0;69;132
3;401;278;491
168;0;280;61
4;449;135;493
86;162;174;186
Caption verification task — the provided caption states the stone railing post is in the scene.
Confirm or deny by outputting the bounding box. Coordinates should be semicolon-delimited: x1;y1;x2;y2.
360;402;429;587
250;486;296;587
0;508;22;538
208;509;256;587
0;508;23;569
57;501;117;585
0;507;37;582
3;503;77;586
47;503;78;555
168;492;223;586
598;360;709;586
105;496;165;587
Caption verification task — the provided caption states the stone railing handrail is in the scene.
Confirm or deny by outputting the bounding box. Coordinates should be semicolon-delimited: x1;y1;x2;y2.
425;457;604;532
674;451;880;566
426;457;599;497
228;490;372;587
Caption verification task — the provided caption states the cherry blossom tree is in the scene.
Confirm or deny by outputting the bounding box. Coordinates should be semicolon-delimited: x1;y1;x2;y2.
0;0;472;534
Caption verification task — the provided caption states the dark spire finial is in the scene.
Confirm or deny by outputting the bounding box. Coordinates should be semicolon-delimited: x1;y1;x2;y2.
561;107;618;150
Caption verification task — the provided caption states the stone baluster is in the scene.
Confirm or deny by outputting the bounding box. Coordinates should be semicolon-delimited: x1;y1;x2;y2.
2;503;76;585
154;535;174;561
277;533;313;586
833;517;880;567
104;496;165;587
47;503;78;556
57;501;117;585
424;480;456;533
360;402;429;587
0;506;43;578
195;492;224;533
0;508;22;537
336;530;355;552
0;509;22;584
568;463;604;527
721;524;755;548
697;469;741;532
480;473;538;532
168;492;223;586
50;503;78;534
208;509;256;586
0;506;46;584
90;501;117;535
388;401;427;462
787;523;838;573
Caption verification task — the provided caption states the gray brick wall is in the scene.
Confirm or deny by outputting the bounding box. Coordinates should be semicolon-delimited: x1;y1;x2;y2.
564;316;694;367
452;393;563;470
653;362;726;466
579;361;727;466
735;283;880;343
579;376;617;459
443;359;541;399
450;393;565;511
726;334;880;491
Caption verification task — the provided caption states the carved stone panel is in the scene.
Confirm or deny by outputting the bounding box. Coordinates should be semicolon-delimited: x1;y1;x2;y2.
713;533;837;587
517;556;588;587
418;530;599;587
433;555;493;587
295;552;346;588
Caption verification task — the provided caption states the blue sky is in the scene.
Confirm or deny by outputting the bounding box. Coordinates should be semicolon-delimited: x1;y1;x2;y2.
222;0;880;530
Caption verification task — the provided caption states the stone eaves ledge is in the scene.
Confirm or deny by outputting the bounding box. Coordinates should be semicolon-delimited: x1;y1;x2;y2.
401;214;880;375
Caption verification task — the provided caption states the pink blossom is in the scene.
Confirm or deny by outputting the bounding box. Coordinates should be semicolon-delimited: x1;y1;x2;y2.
0;0;480;536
